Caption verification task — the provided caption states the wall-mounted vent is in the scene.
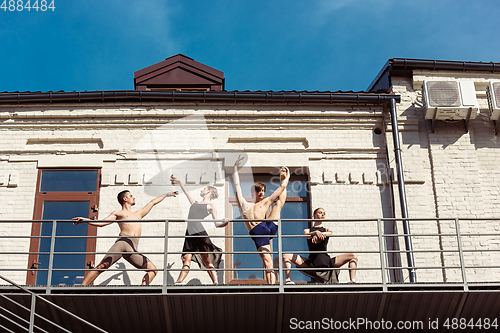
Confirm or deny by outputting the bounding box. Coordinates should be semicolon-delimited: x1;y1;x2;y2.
486;81;500;120
423;80;479;120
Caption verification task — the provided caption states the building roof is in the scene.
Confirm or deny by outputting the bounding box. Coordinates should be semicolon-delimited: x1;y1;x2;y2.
367;58;500;92
0;90;400;105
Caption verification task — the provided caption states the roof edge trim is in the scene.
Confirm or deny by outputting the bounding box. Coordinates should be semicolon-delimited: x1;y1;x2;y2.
368;58;500;92
0;90;400;105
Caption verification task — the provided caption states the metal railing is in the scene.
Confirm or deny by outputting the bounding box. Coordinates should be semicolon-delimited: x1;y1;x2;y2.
0;218;499;294
1;217;500;331
0;274;108;333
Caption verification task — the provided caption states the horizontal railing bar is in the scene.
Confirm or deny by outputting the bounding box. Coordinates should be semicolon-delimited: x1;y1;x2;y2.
0;249;382;256
459;234;500;237
0;234;376;239
4;232;499;238
0;267;380;273
3;233;499;239
383;266;465;270
461;249;500;252
8;265;500;273
17;265;500;274
168;267;375;272
4;217;500;224
382;233;500;238
383;249;500;254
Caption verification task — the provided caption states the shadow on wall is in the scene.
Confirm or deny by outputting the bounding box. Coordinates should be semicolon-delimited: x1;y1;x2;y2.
470;114;500;149
185;260;224;285
186;278;202;285
99;263;131;285
98;262;180;286
429;121;468;147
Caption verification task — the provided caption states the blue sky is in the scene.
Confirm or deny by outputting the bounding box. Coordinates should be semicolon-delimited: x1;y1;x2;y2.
1;0;499;93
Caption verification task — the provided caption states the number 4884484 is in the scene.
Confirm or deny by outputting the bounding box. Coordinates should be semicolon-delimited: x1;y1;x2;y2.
1;1;55;11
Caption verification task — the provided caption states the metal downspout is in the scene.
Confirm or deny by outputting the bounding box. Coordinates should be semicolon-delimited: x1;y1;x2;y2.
389;98;417;282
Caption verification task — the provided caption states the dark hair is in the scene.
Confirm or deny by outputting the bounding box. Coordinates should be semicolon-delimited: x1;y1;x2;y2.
313;207;325;216
251;182;266;194
207;186;218;200
117;190;130;205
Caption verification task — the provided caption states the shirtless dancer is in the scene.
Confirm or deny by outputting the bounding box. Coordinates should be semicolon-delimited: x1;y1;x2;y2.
73;190;178;285
232;155;290;284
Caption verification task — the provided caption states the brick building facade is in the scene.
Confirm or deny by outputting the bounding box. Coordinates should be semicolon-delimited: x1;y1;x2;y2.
1;55;499;287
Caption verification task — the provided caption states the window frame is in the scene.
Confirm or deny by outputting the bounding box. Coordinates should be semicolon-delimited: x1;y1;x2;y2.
26;168;101;285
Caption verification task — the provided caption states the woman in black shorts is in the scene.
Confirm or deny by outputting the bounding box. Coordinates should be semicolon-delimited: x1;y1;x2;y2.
282;207;358;284
170;176;228;285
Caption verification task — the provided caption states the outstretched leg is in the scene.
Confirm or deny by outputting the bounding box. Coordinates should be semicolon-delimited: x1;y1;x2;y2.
141;261;158;285
267;167;288;220
282;253;308;283
81;261;110;285
334;253;358;283
176;254;192;284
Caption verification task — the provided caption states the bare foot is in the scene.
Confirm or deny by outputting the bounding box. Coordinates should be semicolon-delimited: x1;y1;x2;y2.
280;167;287;181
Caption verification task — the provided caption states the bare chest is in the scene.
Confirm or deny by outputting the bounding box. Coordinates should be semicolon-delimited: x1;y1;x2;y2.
116;211;141;220
242;201;268;219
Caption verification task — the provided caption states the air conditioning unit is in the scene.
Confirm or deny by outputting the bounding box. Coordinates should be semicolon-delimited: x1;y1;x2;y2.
422;80;479;120
486;81;500;120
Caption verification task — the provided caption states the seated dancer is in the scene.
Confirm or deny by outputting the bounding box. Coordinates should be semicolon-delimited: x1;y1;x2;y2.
170;175;228;285
232;155;290;284
282;207;358;284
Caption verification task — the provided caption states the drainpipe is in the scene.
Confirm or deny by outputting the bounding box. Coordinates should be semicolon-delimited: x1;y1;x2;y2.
389;98;417;282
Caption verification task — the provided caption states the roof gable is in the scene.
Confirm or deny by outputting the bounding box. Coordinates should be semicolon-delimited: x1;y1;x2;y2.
134;54;224;91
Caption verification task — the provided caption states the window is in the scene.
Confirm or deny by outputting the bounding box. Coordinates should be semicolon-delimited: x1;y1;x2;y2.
27;169;100;286
225;170;310;283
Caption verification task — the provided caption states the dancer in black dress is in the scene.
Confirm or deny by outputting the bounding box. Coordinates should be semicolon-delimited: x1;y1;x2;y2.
170;176;228;285
282;208;358;284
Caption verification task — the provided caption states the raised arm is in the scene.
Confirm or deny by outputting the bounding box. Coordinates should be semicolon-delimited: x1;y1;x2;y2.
268;167;290;203
232;155;247;210
136;191;178;218
208;204;229;228
72;211;118;227
170;175;196;205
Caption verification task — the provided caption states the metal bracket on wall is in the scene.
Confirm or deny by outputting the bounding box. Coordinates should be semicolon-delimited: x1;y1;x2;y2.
430;107;437;133
464;107;472;133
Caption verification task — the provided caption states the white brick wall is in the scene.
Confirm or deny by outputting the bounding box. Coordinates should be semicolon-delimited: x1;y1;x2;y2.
0;94;499;286
389;73;500;283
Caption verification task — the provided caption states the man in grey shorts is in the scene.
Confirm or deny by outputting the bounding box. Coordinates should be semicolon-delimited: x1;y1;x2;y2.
73;189;178;285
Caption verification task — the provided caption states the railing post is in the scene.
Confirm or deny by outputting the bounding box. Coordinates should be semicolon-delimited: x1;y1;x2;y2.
46;220;57;294
377;218;388;291
29;293;36;333
278;218;283;294
162;219;169;294
454;218;469;291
